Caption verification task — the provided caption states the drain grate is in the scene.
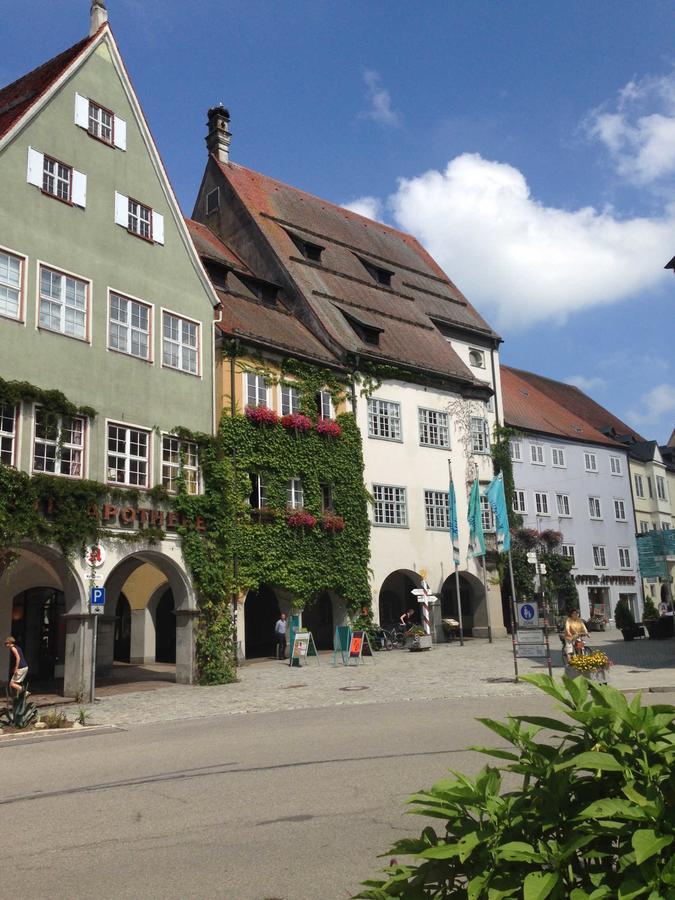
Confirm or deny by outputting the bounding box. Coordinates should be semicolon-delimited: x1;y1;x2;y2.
339;685;369;692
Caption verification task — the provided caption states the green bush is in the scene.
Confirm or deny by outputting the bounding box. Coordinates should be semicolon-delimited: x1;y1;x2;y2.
357;676;674;899
614;597;635;630
643;597;660;621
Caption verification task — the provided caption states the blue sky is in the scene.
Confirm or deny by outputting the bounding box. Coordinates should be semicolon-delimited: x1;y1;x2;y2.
3;1;674;442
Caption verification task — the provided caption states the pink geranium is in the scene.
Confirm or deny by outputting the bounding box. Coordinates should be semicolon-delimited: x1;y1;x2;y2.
281;413;313;432
245;406;279;426
286;509;317;528
316;418;342;437
321;513;345;532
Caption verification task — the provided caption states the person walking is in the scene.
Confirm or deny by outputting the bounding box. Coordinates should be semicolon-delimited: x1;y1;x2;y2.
5;636;29;696
274;613;287;660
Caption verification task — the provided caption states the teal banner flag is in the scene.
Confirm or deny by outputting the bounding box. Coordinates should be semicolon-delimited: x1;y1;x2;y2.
449;476;460;566
467;478;486;558
486;473;511;553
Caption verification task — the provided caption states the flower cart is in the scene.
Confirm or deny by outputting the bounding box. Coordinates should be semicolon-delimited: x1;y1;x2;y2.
565;650;612;684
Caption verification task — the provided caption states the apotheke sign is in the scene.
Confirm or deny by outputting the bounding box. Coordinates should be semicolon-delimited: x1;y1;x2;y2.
37;498;206;533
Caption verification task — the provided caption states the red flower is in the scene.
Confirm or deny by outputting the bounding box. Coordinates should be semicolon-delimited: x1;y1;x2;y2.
280;413;313;432
286;509;317;528
245;406;279;426
321;513;345;532
316;418;342;437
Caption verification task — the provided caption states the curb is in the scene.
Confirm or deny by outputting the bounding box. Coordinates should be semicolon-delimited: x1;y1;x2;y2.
0;724;122;749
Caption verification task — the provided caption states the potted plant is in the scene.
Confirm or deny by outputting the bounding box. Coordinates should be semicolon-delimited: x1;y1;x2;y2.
614;597;637;641
316;417;342;438
587;613;607;632
405;624;432;651
245;405;279;426
565;650;612;683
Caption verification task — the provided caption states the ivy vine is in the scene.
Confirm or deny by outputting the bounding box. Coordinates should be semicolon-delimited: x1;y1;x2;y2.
0;376;97;420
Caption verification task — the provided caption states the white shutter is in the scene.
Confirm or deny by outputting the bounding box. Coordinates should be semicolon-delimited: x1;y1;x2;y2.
114;191;129;227
71;170;87;208
74;93;89;129
26;147;44;187
114;116;127;151
152;211;164;244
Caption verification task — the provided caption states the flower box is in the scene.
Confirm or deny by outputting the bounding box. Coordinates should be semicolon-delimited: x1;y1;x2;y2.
286;509;317;529
280;413;313;432
245;405;279;426
566;650;612;684
406;633;432;651
250;506;278;524
320;513;345;532
316;418;342;438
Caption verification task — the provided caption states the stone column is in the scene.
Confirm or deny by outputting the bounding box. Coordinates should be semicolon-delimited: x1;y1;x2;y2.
130;607;155;664
62;613;94;699
174;609;199;684
95;615;116;676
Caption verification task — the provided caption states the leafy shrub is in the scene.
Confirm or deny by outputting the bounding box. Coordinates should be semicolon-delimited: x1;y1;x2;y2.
614;597;635;630
643;597;660;621
40;709;69;729
357;675;674;899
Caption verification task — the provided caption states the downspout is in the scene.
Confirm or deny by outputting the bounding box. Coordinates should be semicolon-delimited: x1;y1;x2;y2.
351;354;360;414
212;304;223;434
230;339;240;669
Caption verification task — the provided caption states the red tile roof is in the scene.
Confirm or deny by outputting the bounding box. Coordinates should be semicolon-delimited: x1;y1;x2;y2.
506;367;645;443
0;33;98;140
501;366;619;446
214;159;498;387
186;219;252;275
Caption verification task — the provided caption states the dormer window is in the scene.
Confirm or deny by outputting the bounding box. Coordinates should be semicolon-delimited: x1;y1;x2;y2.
289;233;324;263
338;305;384;347
240;275;278;307
469;348;485;368
358;257;393;287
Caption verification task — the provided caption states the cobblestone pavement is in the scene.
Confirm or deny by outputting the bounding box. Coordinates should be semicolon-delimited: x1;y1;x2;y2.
69;629;674;728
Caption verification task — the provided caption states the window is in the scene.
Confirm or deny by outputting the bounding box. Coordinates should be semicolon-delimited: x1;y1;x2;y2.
530;443;544;465
614;499;627;521
42;155;71;201
240;275;278;307
418;408;450;448
512;490;526;513
588;496;602;519
373;484;407;526
640;520;650;533
662;521;670;530
534;491;549;515
286;478;304;509
39;266;87;340
556;493;571;517
320;483;334;513
0;403;17;465
359;257;393;287
88;101;113;144
634;474;644;498
107;423;150;487
281;384;300;416
584;452;598;472
592;545;607;568
317;389;334;420
510;439;522;462
33;409;84;477
618;547;631;569
610;456;622;476
249;473;268;509
470;417;489;453
27;148;86;207
480;494;494;532
206;187;220;215
0;250;22;321
424;490;449;529
162;436;199;494
647;477;653;499
656;475;668;501
468;349;484;368
246;373;268;408
289;233;324;263
561;544;576;567
368;399;401;441
74;93;126;149
162;312;199;374
551;447;566;468
109;293;150;359
114;192;164;244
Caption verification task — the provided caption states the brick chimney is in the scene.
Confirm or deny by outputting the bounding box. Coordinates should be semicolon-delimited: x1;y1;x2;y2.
90;0;108;35
206;105;232;163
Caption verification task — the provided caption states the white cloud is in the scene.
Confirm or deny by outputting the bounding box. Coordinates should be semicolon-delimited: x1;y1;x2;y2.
341;195;383;220
586;73;675;184
360;70;400;127
629;383;675;425
384;153;674;330
564;375;606;392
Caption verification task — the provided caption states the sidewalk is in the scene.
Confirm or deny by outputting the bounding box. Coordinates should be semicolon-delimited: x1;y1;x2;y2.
67;628;674;728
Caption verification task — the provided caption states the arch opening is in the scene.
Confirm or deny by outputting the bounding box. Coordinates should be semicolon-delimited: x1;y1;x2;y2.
378;569;422;628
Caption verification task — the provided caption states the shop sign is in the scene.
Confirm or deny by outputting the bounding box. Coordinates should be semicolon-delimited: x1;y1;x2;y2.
574;574;636;586
36;498;206;533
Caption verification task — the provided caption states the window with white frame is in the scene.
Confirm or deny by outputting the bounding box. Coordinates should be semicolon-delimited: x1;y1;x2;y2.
480;494;495;532
368;399;401;441
424;490;449;529
128;198;152;239
162;312;199;374
588;496;602;519
88;100;113;144
0;402;17;465
551;447;566;467
592;545;607;568
510;439;522;462
373;484;408;526
114;192;163;244
0;250;22;321
317;389;334;419
470;416;489;453
286;477;304;509
42;155;71;201
107;423;149;487
74;94;126;149
246;373;268;408
656;475;668;502
33;408;84;477
618;547;631;569
513;490;526;513
162;436;199;494
614;499;627;521
418;408;450;448
39;266;87;340
556;493;571;517
584;452;598;472
534;491;549;515
530;443;544;464
561;544;576;567
109;293;150;359
640;520;650;533
634;474;644;498
610;456;622;476
249;473;268;508
281;384;300;416
27;148;86;207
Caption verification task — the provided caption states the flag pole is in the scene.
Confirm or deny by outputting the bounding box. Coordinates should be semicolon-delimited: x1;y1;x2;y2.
507;548;519;681
481;554;493;643
448;461;464;646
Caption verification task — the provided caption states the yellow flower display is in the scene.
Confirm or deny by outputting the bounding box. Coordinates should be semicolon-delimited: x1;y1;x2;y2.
568;651;611;672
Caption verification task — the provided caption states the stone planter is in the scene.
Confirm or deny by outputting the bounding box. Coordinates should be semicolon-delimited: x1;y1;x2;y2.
407;633;432;651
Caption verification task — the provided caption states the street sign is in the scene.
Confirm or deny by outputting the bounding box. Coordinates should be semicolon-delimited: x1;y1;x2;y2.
516;644;547;658
539;564;547;575
516;602;539;628
517;629;544;644
527;552;537;564
411;588;438;602
90;585;105;614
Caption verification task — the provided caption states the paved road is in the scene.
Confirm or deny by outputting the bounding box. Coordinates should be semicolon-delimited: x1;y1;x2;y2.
3;693;565;900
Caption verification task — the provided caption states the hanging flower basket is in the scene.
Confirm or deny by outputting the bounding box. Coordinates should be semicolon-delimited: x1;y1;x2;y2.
245;406;279;426
280;413;313;432
316;418;342;438
321;513;345;532
286;509;317;529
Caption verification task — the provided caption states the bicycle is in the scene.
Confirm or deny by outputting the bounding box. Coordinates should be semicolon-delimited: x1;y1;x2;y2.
378;624;407;650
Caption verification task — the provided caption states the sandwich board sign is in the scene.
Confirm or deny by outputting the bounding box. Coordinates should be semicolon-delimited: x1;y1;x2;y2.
347;629;374;665
291;630;319;666
332;625;351;665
